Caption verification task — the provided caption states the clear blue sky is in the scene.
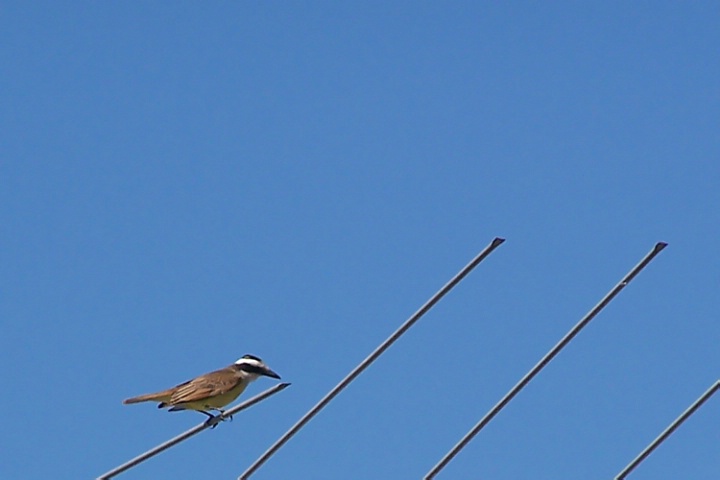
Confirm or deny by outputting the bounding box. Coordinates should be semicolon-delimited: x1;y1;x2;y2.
2;3;718;479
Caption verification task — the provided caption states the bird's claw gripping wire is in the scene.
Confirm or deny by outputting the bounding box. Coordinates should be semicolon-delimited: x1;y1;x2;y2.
202;410;234;429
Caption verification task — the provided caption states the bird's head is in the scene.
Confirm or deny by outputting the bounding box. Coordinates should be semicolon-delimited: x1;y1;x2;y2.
234;354;281;380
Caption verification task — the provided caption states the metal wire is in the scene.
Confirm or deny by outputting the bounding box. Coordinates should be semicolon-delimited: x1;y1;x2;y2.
424;241;668;479
614;379;720;479
238;237;506;479
96;382;291;480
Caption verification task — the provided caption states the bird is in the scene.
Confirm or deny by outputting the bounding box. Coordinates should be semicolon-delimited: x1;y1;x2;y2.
123;354;281;425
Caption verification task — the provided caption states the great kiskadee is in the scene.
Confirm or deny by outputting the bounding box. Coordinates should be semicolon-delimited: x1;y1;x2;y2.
123;355;281;423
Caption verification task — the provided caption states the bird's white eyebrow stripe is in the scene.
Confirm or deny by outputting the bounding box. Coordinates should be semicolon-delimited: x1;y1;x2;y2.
235;358;263;366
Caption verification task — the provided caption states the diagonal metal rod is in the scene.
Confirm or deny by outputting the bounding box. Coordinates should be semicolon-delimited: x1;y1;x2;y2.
614;379;720;480
238;237;506;479
96;382;291;480
424;241;668;480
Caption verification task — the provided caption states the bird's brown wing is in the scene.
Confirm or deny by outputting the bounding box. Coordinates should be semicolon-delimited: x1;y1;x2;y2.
168;368;241;405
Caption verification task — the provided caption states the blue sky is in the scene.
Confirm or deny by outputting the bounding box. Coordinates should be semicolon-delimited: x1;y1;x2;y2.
2;2;718;479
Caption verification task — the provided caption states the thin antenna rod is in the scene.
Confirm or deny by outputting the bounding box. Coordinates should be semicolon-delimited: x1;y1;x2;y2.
97;382;291;480
238;237;506;479
614;379;720;480
424;241;668;480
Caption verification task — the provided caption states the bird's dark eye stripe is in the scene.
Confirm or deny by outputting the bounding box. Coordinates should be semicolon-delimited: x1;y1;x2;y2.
237;363;264;374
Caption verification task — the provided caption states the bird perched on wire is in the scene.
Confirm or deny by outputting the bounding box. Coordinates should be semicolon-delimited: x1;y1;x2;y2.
123;354;281;425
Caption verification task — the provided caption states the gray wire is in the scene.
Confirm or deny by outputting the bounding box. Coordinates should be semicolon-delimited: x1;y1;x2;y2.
424;242;668;479
96;382;291;479
614;379;720;479
238;237;506;479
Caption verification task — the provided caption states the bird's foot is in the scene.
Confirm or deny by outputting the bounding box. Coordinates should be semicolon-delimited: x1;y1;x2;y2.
198;410;224;429
222;413;234;423
214;409;233;423
203;410;234;429
204;414;224;429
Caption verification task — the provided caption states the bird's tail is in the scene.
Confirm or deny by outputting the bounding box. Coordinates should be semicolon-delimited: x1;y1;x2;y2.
123;390;173;405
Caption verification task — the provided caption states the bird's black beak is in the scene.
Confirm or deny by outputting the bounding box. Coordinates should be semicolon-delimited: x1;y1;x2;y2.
263;367;281;380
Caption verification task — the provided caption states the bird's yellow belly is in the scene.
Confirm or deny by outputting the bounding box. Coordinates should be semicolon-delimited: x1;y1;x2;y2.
181;383;248;411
